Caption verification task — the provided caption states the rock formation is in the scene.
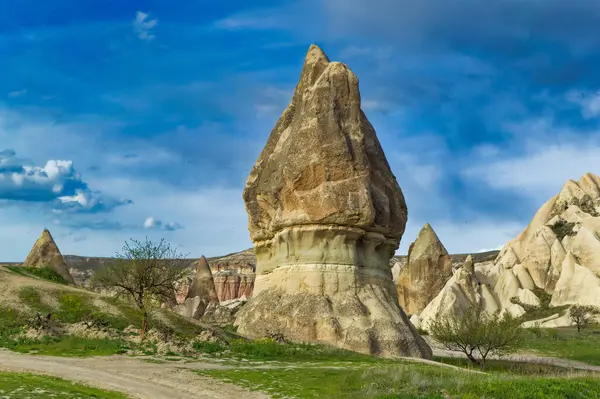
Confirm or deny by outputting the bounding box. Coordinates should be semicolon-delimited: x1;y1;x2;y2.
213;272;254;302
175;256;219;319
23;229;75;284
395;223;453;315
413;172;600;330
234;44;431;358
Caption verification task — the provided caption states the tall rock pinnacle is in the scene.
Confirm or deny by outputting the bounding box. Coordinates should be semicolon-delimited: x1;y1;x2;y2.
235;44;431;358
396;223;453;315
23;229;75;284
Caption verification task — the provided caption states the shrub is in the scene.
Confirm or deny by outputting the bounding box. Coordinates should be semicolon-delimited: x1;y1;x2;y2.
550;219;576;242
569;305;600;333
430;306;524;370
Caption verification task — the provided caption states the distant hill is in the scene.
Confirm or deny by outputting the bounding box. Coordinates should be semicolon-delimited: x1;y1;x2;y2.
1;248;500;287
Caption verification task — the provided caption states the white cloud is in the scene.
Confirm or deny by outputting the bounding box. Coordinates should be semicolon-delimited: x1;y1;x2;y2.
463;139;600;199
143;216;182;231
133;11;157;41
7;89;27;98
0;149;131;212
567;90;600;119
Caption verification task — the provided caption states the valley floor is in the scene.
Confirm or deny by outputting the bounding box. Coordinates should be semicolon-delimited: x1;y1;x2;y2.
0;349;269;399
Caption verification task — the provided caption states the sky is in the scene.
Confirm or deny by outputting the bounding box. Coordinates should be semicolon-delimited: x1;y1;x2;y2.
1;0;600;261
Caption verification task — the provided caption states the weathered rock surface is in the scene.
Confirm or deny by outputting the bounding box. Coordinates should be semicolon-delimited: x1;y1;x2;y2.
23;229;75;284
208;249;255;301
203;297;248;325
395;223;453;315
27;248;499;302
413;172;600;331
234;44;431;358
175;256;219;319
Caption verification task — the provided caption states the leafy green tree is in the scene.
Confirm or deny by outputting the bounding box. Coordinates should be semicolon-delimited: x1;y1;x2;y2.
429;306;524;370
92;238;188;338
569;305;600;333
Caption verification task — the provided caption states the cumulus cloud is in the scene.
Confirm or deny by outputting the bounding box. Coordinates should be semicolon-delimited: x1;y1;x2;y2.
133;11;157;41
0;149;131;213
143;217;182;231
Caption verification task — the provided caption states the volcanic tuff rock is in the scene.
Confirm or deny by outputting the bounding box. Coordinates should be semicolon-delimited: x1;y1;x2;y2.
23;229;75;284
413;172;600;330
395;223;453;315
234;44;431;358
208;249;255;301
175;256;219;319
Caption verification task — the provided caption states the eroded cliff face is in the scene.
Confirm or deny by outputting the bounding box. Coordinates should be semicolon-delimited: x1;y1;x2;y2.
234;44;431;358
413;173;600;330
208;249;255;301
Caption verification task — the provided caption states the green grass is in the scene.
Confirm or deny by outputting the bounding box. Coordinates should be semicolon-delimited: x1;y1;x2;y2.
0;371;128;398
5;266;68;284
521;327;600;365
192;338;385;363
2;335;130;357
433;356;589;375
200;364;600;399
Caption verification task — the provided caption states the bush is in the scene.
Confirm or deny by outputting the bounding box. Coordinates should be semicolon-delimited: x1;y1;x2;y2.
569;305;600;333
430;306;524;370
550;219;576;241
192;340;226;354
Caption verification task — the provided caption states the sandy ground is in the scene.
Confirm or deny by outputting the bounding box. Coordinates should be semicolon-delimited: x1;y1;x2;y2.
0;350;270;399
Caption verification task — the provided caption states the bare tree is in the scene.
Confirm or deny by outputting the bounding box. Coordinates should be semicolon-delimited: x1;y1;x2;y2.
92;237;189;338
429;306;523;370
569;305;600;333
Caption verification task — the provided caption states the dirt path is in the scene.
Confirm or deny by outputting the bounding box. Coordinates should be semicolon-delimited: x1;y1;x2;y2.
431;348;600;372
0;350;270;399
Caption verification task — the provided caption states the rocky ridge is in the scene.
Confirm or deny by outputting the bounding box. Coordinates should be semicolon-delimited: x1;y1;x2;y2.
412;172;600;330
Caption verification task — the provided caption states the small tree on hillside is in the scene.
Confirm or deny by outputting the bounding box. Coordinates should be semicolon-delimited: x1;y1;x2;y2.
429;305;524;370
569;305;600;333
91;237;188;338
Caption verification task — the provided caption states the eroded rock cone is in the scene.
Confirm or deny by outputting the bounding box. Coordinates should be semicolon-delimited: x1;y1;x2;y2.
414;172;600;331
396;223;453;315
235;44;431;358
177;256;219;319
23;229;74;284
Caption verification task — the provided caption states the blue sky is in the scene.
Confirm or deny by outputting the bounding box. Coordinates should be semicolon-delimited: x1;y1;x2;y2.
1;0;600;261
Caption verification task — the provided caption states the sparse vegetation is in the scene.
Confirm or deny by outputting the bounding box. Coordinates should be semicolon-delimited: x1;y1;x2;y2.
569;305;600;333
521;326;600;365
0;372;128;398
430;306;523;370
511;287;570;322
91;237;190;338
199;364;600;399
550;219;577;241
25;266;69;284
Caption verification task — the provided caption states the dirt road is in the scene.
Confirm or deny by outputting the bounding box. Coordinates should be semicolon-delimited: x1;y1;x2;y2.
429;347;600;372
0;350;270;399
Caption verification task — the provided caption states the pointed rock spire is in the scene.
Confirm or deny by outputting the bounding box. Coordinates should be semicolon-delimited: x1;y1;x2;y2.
237;45;430;359
463;255;475;274
186;256;219;301
396;223;453;315
23;229;74;284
